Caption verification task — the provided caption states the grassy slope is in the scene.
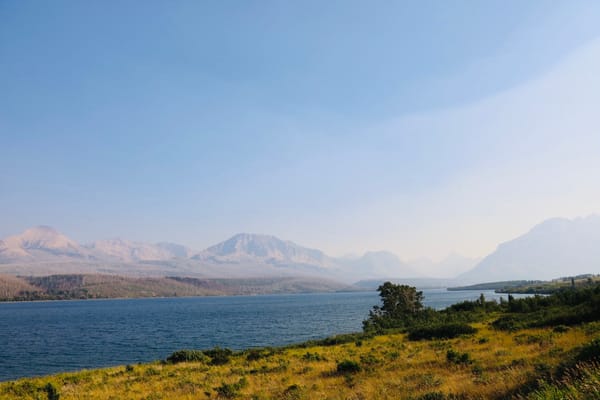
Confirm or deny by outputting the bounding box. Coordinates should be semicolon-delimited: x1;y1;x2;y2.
2;319;600;399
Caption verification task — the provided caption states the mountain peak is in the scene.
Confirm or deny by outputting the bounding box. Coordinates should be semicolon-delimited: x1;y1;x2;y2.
0;226;85;262
205;233;301;258
195;233;333;269
460;216;600;282
86;238;191;262
15;226;79;250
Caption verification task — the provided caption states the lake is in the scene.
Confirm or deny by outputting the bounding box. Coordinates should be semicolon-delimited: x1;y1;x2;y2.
0;289;525;381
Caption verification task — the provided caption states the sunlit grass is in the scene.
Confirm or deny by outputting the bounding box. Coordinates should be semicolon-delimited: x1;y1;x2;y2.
2;318;598;400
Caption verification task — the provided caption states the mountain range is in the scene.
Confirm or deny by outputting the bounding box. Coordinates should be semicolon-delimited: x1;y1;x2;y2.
2;215;599;284
0;227;422;283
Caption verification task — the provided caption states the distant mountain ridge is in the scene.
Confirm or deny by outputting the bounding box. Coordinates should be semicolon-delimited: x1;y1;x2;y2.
0;226;89;261
194;233;337;268
460;215;600;282
3;216;599;284
85;239;193;263
0;227;419;283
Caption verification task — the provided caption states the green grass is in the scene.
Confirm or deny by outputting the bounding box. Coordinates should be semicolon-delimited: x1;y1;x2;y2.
2;320;599;399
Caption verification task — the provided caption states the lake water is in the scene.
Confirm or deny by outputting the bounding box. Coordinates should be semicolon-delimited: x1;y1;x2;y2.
0;289;524;381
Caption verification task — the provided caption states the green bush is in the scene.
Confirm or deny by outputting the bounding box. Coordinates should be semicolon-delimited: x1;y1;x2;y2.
245;348;274;361
446;349;472;365
282;384;303;400
204;347;233;365
166;349;209;364
492;315;525;331
575;338;600;363
214;377;247;399
336;360;361;374
408;323;477;341
308;333;367;347
553;325;570;333
44;383;60;400
359;353;381;370
302;352;326;361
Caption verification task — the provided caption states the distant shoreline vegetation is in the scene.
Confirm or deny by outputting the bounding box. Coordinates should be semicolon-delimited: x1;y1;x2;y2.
449;274;600;294
0;274;358;302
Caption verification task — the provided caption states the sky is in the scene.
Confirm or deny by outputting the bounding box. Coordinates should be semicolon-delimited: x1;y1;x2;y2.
2;1;600;261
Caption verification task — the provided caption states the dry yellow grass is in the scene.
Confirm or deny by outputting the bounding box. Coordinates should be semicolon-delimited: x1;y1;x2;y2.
1;322;597;400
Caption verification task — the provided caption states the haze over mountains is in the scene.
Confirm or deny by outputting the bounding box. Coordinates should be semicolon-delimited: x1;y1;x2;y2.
459;215;600;282
0;227;420;283
1;215;599;284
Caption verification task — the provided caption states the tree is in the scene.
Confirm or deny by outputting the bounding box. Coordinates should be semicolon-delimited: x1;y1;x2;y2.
363;282;424;331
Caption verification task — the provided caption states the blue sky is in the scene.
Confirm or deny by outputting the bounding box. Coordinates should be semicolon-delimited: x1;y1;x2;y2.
2;1;600;260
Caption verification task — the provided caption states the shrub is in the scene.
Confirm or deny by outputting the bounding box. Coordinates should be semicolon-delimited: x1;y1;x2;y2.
144;367;160;376
245;349;273;361
302;352;326;362
44;383;60;400
204;347;233;365
214;377;247;399
359;353;381;370
336;360;361;374
492;315;524;331
309;333;367;347
282;384;302;400
575;338;600;363
446;349;472;365
553;325;570;333
214;382;239;399
408;323;477;341
166;349;208;364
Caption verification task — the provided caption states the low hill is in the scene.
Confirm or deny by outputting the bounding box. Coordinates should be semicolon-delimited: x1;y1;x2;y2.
0;274;356;301
0;274;38;298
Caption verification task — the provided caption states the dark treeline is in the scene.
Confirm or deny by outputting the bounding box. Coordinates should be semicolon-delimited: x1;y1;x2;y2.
363;281;600;339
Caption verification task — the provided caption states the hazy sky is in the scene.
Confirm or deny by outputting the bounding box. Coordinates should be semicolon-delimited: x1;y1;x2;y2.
2;1;600;260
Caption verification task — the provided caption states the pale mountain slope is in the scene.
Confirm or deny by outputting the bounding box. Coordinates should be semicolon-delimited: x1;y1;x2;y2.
155;242;193;258
85;239;192;263
0;226;89;262
460;215;600;283
193;233;338;268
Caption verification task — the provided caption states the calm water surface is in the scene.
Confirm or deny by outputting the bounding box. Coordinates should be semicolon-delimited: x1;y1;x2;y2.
0;289;524;381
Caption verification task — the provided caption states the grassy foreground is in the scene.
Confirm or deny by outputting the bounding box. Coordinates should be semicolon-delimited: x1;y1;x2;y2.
2;321;600;399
